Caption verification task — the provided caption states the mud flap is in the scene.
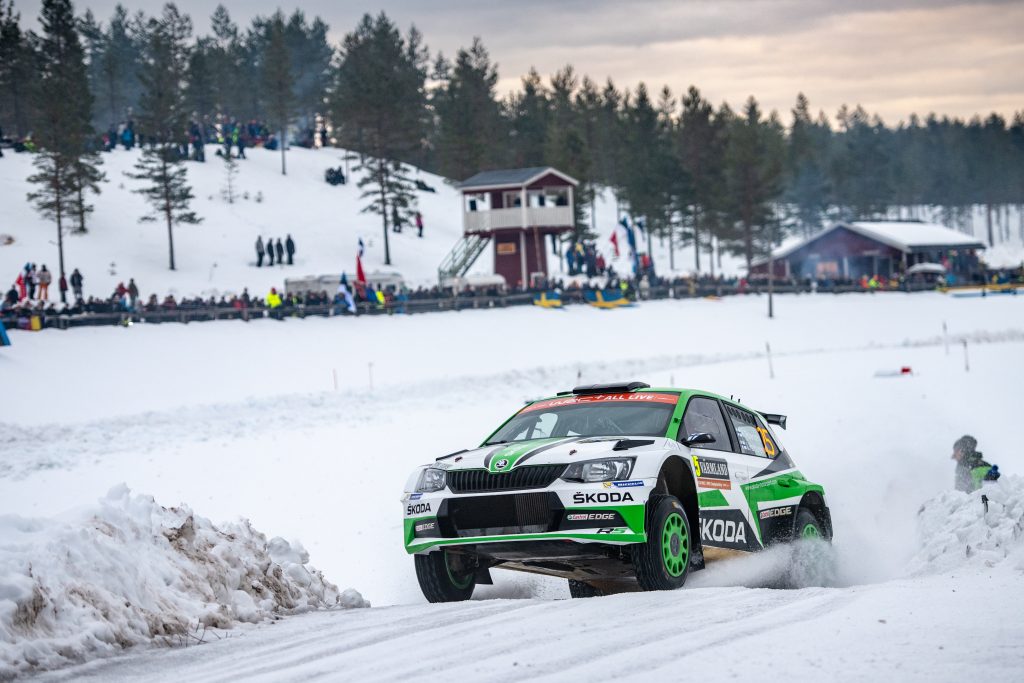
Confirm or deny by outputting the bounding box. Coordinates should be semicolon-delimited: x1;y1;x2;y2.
475;567;494;585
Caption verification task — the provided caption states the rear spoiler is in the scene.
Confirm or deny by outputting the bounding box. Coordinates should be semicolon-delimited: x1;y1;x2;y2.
758;412;788;430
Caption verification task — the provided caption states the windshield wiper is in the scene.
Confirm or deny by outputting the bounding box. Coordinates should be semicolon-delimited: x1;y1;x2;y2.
484;439;510;446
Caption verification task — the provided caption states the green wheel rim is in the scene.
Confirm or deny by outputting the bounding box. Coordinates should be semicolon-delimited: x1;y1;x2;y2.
661;512;689;577
445;551;473;589
801;523;821;539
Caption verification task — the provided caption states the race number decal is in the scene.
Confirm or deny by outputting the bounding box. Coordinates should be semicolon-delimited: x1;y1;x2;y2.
755;426;777;458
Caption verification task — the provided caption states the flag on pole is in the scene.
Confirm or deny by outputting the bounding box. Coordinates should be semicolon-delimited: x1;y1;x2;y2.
358;238;365;258
609;230;620;258
356;254;367;284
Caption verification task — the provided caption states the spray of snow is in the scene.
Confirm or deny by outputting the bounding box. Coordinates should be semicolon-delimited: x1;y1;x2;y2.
0;485;366;678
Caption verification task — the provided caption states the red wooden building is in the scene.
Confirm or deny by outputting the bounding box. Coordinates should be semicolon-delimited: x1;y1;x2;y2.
439;167;578;287
750;221;985;280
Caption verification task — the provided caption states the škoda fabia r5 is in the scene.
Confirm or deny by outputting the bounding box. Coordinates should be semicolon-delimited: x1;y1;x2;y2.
401;382;832;601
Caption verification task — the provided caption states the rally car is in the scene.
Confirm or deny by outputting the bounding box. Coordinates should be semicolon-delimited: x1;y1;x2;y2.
401;382;832;602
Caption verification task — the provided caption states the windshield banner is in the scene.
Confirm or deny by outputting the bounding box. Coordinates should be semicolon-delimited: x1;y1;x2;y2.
521;393;677;413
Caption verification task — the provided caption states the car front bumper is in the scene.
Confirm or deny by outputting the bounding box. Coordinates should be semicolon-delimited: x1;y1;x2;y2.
402;478;654;554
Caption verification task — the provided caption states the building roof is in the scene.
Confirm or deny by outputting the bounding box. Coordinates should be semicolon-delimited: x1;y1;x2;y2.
753;220;985;267
459;166;579;191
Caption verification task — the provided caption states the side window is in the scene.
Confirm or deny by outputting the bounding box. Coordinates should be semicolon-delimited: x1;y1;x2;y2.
680;397;731;452
724;405;770;458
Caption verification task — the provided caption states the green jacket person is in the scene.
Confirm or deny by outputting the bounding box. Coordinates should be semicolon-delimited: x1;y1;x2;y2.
952;435;1000;492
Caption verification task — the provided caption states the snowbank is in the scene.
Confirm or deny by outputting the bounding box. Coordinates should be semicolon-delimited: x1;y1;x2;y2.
910;475;1024;574
0;485;367;677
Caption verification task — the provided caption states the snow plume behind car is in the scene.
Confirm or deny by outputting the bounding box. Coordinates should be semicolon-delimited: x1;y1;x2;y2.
0;485;367;678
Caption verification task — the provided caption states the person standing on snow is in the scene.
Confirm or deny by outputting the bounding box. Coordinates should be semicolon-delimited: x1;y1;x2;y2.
256;236;266;267
285;234;295;265
36;265;52;300
266;236;275;266
70;268;84;301
415;211;424;238
952;435;1000;492
127;278;139;306
274;238;284;265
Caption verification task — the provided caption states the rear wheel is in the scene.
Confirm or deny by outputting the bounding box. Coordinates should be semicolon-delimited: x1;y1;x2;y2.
414;549;476;603
567;580;604;599
633;494;691;591
794;508;824;541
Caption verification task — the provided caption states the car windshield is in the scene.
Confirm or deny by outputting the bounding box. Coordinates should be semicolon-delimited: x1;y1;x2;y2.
485;394;677;445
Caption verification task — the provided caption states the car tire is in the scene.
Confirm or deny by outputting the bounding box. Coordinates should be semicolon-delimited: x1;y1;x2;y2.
794;508;826;541
567;579;604;599
414;550;476;603
633;494;691;591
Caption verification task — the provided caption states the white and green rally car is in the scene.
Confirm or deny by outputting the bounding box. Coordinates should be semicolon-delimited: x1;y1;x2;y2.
402;382;832;602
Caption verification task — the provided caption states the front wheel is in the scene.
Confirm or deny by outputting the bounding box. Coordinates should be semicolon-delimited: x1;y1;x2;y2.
633;494;691;591
414;550;476;603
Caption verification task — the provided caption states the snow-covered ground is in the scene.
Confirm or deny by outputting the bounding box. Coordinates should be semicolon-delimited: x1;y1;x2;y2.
2;292;1023;679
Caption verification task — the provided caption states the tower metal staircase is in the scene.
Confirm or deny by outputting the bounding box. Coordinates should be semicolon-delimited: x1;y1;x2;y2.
438;234;491;282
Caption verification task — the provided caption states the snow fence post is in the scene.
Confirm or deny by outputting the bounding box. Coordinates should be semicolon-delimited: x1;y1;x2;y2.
962;339;970;372
766;342;775;379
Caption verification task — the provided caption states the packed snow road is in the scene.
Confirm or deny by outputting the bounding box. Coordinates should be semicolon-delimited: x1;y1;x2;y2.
35;567;1024;683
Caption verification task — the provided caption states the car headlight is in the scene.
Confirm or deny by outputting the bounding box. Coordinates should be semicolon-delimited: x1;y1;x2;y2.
561;458;635;483
415;468;447;493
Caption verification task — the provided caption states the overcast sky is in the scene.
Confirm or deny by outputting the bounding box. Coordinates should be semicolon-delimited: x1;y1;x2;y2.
70;0;1023;124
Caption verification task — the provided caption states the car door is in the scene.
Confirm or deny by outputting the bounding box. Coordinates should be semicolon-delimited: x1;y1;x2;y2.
678;396;755;552
719;403;796;549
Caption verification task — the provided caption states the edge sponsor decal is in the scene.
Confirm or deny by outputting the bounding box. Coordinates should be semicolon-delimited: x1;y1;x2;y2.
698;509;757;551
414;521;436;533
571;491;634;504
566;512;617;522
406;502;431;515
561;509;627;530
759;506;792;520
521;392;677;413
693;455;731;490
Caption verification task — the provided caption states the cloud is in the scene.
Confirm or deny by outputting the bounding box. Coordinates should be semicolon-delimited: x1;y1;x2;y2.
75;0;1022;122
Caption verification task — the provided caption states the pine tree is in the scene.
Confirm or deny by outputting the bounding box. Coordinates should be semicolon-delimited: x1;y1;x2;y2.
27;0;100;300
331;13;427;266
128;4;200;271
677;86;726;273
0;0;37;137
68;152;106;233
263;14;294;175
221;151;238;203
505;68;549;167
785;93;830;237
545;66;592;239
432;37;504;180
723;97;784;271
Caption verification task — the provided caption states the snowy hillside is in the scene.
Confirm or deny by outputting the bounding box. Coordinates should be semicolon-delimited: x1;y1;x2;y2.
0;145;745;300
0;146;467;297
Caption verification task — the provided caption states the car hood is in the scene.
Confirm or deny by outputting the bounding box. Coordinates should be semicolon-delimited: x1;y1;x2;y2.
436;436;670;473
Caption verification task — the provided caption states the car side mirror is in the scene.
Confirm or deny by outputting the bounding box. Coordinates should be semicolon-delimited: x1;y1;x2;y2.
682;432;716;447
